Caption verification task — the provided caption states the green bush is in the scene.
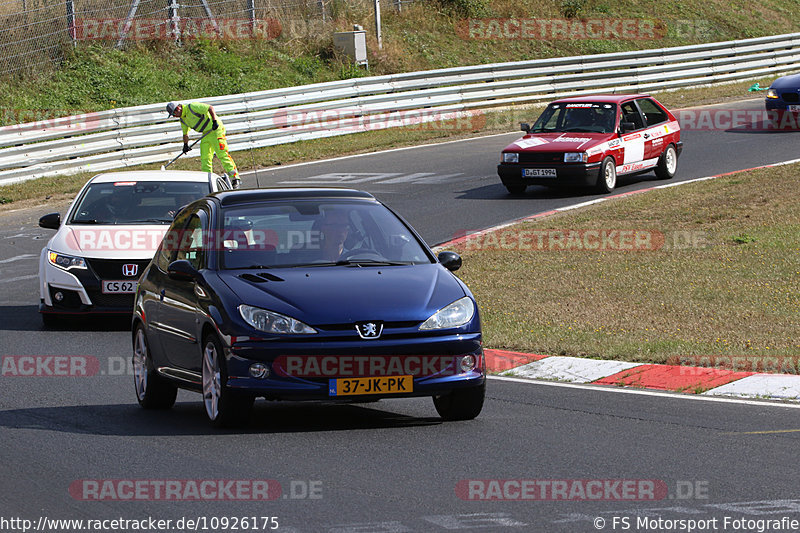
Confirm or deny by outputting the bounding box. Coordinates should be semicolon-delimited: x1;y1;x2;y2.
438;0;490;18
560;0;587;18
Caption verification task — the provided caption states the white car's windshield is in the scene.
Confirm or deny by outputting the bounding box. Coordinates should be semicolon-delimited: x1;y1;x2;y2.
531;102;618;134
219;200;433;269
70;181;210;225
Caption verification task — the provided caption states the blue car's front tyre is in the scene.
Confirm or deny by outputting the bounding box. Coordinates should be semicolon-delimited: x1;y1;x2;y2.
433;382;485;421
202;333;254;428
133;324;177;409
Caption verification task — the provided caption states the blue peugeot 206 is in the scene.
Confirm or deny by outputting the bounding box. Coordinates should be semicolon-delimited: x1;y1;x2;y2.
132;188;485;427
766;74;800;116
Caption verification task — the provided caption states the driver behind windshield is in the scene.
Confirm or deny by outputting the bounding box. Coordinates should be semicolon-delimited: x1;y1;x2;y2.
88;186;136;223
318;209;351;262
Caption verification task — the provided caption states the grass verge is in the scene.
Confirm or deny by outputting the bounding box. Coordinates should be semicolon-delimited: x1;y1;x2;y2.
0;77;774;210
449;163;800;363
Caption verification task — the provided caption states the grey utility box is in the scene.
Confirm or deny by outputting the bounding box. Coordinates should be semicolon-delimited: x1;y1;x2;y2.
333;29;368;67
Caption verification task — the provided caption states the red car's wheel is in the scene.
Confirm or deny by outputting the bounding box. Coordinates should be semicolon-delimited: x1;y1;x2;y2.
655;144;678;180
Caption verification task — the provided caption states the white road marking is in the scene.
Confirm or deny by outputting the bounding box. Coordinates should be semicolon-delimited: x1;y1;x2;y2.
278;172;466;186
489;375;800;409
422;513;526;528
0;254;36;264
0;274;38;283
326;522;411;533
4;233;40;239
244;131;518;177
278;172;402;184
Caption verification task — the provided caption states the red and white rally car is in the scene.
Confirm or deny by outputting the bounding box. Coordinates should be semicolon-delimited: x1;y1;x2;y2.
497;94;682;194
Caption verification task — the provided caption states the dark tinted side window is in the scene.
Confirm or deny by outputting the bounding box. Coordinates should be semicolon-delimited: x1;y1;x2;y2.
157;208;197;271
620;102;645;130
637;98;668;126
176;214;206;270
154;242;171;271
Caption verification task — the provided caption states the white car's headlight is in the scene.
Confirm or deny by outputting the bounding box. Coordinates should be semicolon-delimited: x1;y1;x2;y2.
766;88;779;99
48;250;86;270
239;304;316;335
419;297;475;330
564;152;588;163
502;152;519;163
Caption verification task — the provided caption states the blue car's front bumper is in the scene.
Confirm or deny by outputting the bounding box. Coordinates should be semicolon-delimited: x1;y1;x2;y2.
224;332;485;400
765;93;800;111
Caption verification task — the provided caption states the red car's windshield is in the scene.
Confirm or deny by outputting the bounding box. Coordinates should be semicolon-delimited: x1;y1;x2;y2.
531;103;618;134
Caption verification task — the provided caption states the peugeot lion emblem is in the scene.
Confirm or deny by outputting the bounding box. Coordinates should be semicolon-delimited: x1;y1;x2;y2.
122;264;139;277
356;322;383;339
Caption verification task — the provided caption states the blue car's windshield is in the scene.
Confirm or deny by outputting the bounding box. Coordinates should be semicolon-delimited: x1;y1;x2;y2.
219;200;434;269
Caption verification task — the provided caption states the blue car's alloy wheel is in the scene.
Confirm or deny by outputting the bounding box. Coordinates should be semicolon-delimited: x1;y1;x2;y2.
202;334;253;428
132;325;177;409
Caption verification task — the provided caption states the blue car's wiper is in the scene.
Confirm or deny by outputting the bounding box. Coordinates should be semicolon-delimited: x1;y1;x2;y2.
283;260;412;268
229;265;275;270
335;259;412;267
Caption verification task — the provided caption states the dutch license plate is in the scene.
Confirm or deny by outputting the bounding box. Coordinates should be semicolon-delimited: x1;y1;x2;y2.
523;168;557;178
788;105;800;112
329;375;413;396
102;280;137;294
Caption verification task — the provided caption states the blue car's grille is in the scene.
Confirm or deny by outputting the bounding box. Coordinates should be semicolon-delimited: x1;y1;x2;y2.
782;93;799;103
316;321;420;331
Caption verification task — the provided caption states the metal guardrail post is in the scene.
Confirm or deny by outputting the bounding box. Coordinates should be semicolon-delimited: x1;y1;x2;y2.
247;0;255;33
168;0;181;43
116;0;142;48
65;0;77;48
374;0;382;49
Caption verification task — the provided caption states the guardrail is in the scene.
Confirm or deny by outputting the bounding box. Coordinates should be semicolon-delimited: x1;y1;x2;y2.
1;32;798;186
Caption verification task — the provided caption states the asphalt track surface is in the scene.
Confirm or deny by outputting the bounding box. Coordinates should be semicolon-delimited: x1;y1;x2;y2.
3;98;800;532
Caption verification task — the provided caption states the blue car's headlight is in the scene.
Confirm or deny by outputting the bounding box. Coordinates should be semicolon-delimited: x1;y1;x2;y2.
48;250;86;270
419;297;475;330
238;304;317;335
766;88;779;99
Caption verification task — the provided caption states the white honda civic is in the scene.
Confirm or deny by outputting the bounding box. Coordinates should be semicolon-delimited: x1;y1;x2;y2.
38;170;231;326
